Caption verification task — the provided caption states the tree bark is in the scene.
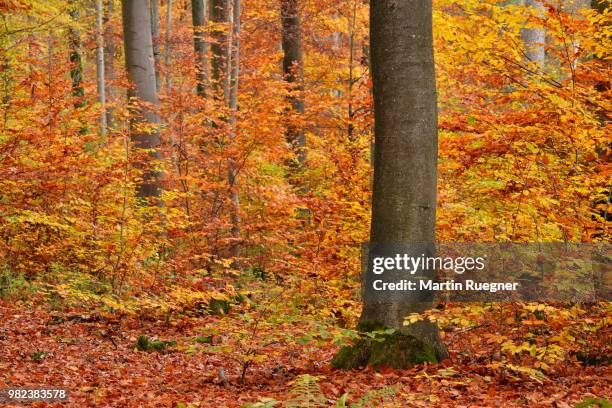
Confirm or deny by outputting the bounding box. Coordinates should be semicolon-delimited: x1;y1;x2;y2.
333;0;447;370
229;0;239;120
228;0;241;258
192;0;209;97
68;0;84;108
95;0;107;137
122;0;163;202
521;0;546;68
280;0;306;168
347;1;357;141
210;0;240;258
164;0;173;91
567;0;592;71
210;0;230;101
104;0;117;127
150;0;161;92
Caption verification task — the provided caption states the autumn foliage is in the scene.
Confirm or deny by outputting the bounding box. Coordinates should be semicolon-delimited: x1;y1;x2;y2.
0;0;610;406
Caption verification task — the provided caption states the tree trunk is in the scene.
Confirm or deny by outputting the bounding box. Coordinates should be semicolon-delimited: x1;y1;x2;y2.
566;0;592;66
228;0;241;258
164;0;173;91
347;1;357;141
280;0;306;168
122;0;163;202
521;0;546;68
95;0;107;137
68;0;84;108
210;0;230;101
192;0;209;97
104;0;116;128
150;0;161;92
210;0;240;259
333;0;447;370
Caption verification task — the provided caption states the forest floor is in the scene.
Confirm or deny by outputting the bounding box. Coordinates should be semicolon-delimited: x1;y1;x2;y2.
0;304;610;407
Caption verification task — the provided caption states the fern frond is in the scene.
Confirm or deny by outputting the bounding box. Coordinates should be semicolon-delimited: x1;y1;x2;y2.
284;374;328;408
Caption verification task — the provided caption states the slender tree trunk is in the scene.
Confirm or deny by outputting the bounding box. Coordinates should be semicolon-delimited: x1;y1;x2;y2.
347;1;357;141
210;0;241;259
1;21;14;126
521;0;546;68
360;0;370;70
333;0;447;370
95;0;107;137
568;0;593;11
280;0;306;168
164;0;173;92
68;0;84;108
330;13;342;98
567;0;592;70
228;0;241;258
192;0;209;97
150;0;161;92
229;0;239;109
210;0;230;101
104;0;117;128
122;0;163;202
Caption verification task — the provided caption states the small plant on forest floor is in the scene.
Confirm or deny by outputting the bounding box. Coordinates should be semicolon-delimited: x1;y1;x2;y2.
31;351;49;361
0;267;35;301
575;398;612;408
133;335;176;353
244;374;398;407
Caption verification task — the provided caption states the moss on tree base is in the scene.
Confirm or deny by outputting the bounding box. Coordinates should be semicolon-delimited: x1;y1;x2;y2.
332;322;439;370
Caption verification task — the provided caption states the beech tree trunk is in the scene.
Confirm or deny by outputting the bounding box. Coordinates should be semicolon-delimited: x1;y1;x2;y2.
566;0;591;58
164;0;173;91
95;0;107;137
104;0;116;127
333;0;447;370
280;0;306;168
229;0;240;123
228;0;241;258
347;1;357;141
521;0;545;68
122;0;163;202
68;0;84;108
150;0;161;92
210;0;230;101
210;0;241;258
192;0;209;97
